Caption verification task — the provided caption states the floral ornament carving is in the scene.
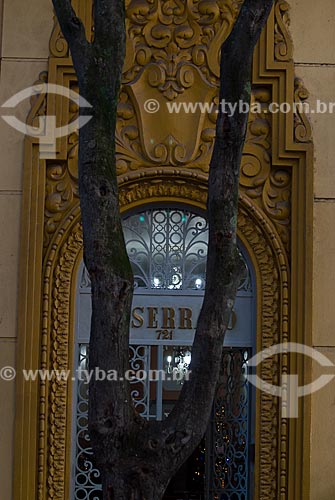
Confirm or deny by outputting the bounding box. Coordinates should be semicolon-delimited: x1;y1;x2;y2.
118;172;208;208
45;162;79;248
115;79;218;172
240;87;292;251
117;0;244;174
43;84;292;251
239;209;280;500
44;79;81;249
44;1;301;253
294;77;312;143
43;220;83;499
274;0;293;62
50;14;69;58
262;168;291;249
124;0;244;91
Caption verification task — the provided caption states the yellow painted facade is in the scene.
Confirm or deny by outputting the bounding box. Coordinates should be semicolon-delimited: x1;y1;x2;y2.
0;1;334;498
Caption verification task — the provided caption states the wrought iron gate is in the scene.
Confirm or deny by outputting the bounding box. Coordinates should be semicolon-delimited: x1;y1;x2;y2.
205;349;251;500
73;208;254;499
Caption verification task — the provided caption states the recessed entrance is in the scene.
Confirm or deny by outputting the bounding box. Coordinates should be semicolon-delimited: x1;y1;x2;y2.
72;207;256;499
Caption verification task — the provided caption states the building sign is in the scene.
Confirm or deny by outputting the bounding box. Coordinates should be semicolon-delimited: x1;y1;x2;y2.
78;289;254;347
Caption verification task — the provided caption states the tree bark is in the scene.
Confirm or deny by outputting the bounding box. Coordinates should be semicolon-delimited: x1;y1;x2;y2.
102;467;167;500
52;0;275;498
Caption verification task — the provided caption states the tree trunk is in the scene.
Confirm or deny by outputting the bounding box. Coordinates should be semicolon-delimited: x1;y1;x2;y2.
102;468;166;500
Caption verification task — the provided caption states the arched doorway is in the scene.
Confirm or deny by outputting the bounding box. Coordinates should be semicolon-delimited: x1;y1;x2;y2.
73;206;256;499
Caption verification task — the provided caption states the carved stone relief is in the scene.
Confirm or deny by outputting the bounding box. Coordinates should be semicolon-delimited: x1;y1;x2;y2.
33;0;313;254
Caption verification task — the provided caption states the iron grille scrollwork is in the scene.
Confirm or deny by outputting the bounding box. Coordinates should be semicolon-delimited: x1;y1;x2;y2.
205;349;251;500
122;208;208;290
80;208;252;293
73;345;152;499
74;345;102;499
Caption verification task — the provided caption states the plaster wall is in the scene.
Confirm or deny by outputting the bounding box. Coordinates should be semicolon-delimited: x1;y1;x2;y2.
0;1;53;498
290;2;335;499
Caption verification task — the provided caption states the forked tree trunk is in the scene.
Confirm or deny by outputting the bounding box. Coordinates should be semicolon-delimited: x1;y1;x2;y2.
52;0;275;498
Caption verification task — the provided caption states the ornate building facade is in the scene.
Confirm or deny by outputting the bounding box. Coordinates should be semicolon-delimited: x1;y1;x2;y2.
0;0;334;499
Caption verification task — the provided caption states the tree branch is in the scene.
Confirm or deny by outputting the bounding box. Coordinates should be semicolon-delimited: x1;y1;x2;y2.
65;0;132;468
150;0;275;480
52;0;89;63
93;0;126;49
236;0;275;38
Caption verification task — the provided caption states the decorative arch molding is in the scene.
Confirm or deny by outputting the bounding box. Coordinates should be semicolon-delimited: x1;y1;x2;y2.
15;1;313;500
40;185;288;500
